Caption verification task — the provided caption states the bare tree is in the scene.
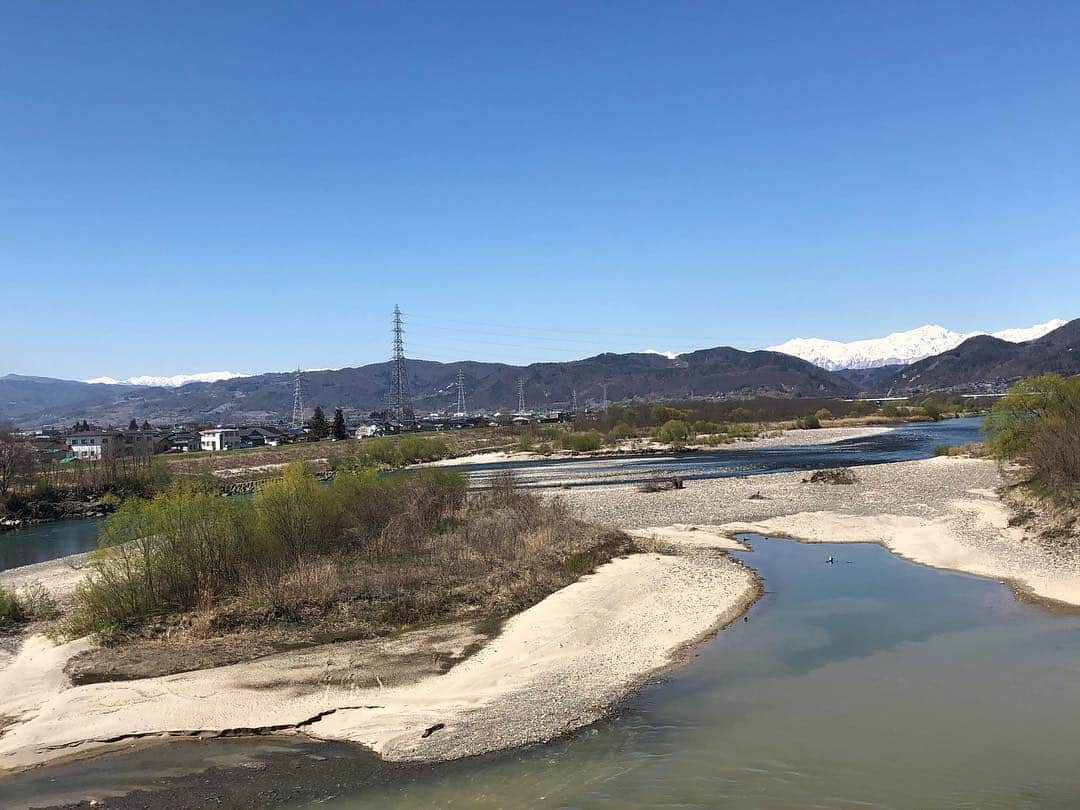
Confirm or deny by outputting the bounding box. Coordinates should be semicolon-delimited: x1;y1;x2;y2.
0;425;34;495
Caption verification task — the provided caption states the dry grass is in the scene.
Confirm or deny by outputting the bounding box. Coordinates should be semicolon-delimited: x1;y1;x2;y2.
66;467;632;679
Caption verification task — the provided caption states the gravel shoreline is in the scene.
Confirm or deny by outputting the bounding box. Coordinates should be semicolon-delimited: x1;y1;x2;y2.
562;456;1080;608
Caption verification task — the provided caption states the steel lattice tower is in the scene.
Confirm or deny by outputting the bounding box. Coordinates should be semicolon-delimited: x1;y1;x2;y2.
517;377;526;412
571;389;578;413
455;368;467;414
291;367;304;427
388;305;411;420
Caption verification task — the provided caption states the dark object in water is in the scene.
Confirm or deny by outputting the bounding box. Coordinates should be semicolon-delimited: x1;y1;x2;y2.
803;468;859;485
422;723;445;738
826;556;834;564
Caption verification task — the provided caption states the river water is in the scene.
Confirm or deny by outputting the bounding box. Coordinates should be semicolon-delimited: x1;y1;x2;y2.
7;534;1080;809
0;418;984;574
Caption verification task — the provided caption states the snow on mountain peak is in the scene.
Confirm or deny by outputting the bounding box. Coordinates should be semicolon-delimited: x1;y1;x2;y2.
768;319;1066;370
82;371;250;387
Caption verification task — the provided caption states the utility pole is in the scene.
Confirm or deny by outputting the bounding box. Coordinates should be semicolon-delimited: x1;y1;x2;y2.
456;368;467;414
517;377;526;413
291;367;304;428
388;305;411;421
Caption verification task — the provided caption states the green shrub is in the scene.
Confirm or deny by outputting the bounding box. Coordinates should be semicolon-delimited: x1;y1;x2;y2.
0;584;26;625
985;374;1080;489
726;422;757;439
815;408;832;421
795;414;821;429
701;433;732;446
657;419;691;447
563;431;604;452
332;435;452;470
650;405;689;426
70;464;470;637
607;422;634;443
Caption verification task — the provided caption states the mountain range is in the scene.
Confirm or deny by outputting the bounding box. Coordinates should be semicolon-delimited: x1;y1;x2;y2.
2;317;1076;428
82;371;250;387
767;319;1067;370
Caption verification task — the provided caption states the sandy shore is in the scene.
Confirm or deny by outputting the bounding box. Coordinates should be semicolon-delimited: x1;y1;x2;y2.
0;551;93;603
562;456;1080;608
427;425;892;468
0;531;756;773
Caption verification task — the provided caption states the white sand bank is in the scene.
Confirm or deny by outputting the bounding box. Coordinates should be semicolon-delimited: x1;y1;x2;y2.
0;534;756;772
563;457;1080;608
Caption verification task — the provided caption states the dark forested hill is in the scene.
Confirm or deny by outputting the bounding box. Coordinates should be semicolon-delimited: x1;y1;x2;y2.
3;347;856;427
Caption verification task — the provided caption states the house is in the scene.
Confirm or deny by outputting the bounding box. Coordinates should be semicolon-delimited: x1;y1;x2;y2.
241;426;286;447
200;428;241;452
355;424;383;439
66;430;156;460
160;431;201;453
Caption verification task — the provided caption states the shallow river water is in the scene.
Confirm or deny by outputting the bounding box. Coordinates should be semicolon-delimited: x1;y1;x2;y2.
8;533;1080;809
0;418;985;573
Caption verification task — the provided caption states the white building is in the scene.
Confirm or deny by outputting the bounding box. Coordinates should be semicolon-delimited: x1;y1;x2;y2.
67;430;155;460
200;428;241;452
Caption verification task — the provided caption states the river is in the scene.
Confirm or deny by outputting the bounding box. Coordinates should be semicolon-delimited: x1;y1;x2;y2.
0;418;985;574
7;533;1079;809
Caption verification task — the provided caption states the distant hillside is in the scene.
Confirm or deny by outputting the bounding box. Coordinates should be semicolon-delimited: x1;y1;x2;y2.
0;375;137;425
2;348;856;428
881;318;1080;394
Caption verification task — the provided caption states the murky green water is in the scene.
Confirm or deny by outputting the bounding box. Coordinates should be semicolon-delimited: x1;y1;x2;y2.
9;536;1080;809
0;516;101;570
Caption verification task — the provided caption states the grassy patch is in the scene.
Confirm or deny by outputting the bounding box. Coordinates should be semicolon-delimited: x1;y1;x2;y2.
68;465;632;654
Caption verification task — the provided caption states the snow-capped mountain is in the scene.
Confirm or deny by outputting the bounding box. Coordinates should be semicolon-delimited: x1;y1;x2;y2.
82;371;250;387
768;319;1067;370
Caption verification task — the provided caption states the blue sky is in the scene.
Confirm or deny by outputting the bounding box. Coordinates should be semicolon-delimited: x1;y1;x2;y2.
2;2;1079;379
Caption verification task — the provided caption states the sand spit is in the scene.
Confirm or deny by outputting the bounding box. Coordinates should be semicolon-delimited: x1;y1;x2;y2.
0;536;756;773
0;552;92;603
426;425;892;469
563;457;1080;608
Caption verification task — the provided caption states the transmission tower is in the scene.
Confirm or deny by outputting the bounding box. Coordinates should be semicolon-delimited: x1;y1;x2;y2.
455;368;467;414
571;389;578;413
600;383;609;411
388;305;411;421
290;367;304;428
517;377;526;413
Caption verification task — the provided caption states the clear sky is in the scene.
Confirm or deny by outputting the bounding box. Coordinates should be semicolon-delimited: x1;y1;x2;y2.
3;2;1079;380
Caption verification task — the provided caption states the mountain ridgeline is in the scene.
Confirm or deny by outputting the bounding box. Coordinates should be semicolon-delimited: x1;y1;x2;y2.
882;317;1080;394
3;348;853;427
2;318;1076;428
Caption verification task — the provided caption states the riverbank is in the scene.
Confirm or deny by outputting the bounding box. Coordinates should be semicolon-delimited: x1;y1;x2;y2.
561;456;1080;608
4;442;1073;780
426;424;893;467
0;529;757;773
